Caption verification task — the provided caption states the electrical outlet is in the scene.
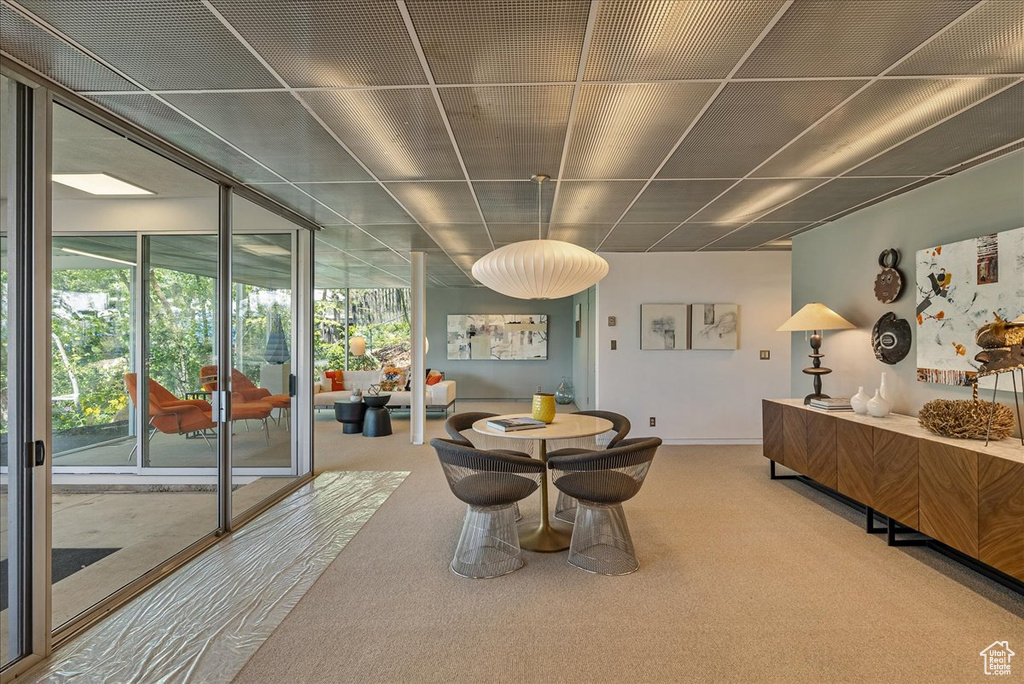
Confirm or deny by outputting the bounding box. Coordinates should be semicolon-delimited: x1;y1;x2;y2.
610;339;617;350
649;417;656;427
760;350;770;360
608;316;617;327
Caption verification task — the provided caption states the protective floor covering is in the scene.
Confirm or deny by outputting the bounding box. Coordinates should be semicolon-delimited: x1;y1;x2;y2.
22;470;408;684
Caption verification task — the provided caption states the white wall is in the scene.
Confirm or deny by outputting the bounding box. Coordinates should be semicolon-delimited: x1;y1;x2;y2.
596;252;792;443
792;148;1024;416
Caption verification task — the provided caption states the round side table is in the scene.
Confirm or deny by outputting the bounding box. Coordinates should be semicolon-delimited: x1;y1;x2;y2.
334;400;367;434
362;394;392;437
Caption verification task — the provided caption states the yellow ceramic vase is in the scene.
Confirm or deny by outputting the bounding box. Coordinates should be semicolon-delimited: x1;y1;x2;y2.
532;393;556;424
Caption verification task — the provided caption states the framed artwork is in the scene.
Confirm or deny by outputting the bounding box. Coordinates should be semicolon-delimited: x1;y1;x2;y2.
640;304;689;350
915;226;1024;388
691;303;739;350
447;314;548;360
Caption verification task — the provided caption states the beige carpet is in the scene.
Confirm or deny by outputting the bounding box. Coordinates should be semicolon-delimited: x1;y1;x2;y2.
233;404;1024;684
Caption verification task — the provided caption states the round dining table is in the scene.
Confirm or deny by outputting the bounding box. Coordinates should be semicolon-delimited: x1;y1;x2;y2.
472;412;613;552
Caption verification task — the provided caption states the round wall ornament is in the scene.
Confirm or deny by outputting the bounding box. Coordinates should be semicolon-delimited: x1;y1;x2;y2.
874;249;903;303
871;312;911;364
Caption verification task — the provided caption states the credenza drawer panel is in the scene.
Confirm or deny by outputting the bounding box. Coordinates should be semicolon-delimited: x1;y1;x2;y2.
920;442;978;557
836;421;873;507
762;400;784;463
873;429;919;529
805;411;837;489
979;454;1024;582
781;404;808;476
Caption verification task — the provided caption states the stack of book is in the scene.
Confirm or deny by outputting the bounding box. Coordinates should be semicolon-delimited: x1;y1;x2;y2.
808;397;853;412
486;417;547;432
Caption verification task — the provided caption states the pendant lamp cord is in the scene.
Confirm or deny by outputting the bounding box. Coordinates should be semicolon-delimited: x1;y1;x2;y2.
537;177;542;240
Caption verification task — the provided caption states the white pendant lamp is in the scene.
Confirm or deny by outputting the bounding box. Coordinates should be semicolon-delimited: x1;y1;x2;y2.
472;174;608;300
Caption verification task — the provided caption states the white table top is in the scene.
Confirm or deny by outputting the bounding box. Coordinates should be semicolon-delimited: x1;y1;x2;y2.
472;413;613;441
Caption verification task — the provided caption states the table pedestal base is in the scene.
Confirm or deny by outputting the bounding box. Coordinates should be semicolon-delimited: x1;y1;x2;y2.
519;521;572;552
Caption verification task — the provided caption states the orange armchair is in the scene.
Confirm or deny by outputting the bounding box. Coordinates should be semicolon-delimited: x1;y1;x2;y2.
124;373;216;456
200;365;288;425
199;365;275;440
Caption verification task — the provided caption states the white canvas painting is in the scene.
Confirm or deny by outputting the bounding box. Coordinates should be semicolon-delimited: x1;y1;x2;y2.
641;304;689;350
691;304;739;350
916;226;1024;388
447;314;548;360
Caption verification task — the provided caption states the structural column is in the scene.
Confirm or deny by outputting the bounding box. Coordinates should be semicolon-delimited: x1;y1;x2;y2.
410;252;426;445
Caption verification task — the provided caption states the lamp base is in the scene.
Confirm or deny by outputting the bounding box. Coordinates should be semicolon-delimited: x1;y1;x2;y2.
803;392;830;405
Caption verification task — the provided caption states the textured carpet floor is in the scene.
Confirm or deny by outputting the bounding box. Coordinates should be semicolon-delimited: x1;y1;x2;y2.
233;406;1024;684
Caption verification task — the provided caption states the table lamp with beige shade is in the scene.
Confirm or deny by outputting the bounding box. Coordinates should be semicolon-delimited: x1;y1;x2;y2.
778;303;856;404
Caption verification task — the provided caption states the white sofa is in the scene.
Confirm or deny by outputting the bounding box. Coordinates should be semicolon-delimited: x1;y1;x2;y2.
314;369;456;414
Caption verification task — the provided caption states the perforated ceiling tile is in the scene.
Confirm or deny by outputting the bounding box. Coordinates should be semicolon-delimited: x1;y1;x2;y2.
315;224;398;251
439;86;572;180
620;180;735;223
15;0;280;90
295;183;414;224
91;94;279;183
701;222;808;251
817;178;939;223
585;0;786;81
433;275;475;287
247;183;343;224
687;178;823;223
547;224;615;250
0;4;140;92
303;89;462;181
654;223;742;251
946;140;1024;175
598;223;676;252
358;224;439;251
658;80;866;179
407;0;589;84
474;181;556;224
551;181;646;225
208;0;425;87
736;0;978;78
383;182;483;225
489;223;542;245
755;77;1016;178
759;177;916;222
163;92;370;182
849;82;1024;177
893;1;1024;76
564;83;718;179
423;252;468;275
422;223;493;253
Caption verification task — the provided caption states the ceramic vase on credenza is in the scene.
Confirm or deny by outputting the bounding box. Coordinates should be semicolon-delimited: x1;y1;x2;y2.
866;389;892;418
851;386;870;415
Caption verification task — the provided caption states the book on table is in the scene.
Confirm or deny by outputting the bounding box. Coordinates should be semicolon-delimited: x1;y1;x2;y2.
809;397;853;411
486;417;547;432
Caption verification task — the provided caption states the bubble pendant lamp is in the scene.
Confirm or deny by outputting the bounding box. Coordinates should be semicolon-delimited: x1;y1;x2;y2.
472;174;608;300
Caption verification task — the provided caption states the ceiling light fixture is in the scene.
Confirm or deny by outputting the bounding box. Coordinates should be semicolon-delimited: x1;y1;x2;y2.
60;247;136;266
471;174;608;300
52;173;153;196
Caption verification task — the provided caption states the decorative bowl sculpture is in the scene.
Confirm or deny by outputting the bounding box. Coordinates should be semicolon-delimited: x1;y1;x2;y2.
918;398;1014;440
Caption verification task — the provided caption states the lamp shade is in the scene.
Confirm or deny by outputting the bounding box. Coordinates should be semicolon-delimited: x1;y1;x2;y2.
471;239;609;300
349;335;367;356
778;303;855;332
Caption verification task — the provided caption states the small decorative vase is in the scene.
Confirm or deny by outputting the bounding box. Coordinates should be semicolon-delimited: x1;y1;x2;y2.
554;376;575;405
349;389;362;403
866;389;891;418
850;386;870;415
532;392;556;424
879;371;889;402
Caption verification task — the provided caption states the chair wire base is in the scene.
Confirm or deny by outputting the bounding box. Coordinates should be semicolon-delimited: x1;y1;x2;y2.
568;502;638;576
553;491;577;524
451;504;523;579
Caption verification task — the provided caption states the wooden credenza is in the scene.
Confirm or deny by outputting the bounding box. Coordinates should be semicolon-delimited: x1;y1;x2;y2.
763;399;1024;583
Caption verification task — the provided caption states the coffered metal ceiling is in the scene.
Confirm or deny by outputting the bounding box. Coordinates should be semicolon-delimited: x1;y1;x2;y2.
2;0;1023;289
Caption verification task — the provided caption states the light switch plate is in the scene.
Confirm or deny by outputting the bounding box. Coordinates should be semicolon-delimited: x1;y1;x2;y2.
608;316;617;327
760;350;770;360
611;339;617;350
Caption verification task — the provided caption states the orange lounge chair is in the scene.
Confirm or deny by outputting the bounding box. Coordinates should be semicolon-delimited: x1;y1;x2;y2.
199;366;275;441
124;373;216;457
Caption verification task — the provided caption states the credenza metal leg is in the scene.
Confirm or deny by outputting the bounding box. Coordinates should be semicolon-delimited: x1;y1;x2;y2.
886;517;926;547
769;460;799;480
865;507;886;534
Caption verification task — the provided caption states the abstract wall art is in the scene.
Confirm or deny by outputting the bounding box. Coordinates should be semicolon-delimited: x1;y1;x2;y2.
640;304;689;350
691;303;739;350
447;314;548;360
915;226;1024;388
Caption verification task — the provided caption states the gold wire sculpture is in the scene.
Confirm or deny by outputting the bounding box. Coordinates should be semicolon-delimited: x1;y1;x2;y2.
918;397;1014;440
